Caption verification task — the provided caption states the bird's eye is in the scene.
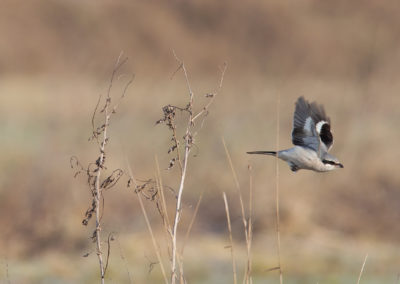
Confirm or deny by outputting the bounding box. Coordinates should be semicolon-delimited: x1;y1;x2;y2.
322;159;336;165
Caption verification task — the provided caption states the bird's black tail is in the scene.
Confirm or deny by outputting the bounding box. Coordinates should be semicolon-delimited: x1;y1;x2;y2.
246;151;277;156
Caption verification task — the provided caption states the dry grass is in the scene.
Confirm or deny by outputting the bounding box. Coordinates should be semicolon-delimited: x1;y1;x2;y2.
1;0;400;282
223;192;237;284
357;253;368;284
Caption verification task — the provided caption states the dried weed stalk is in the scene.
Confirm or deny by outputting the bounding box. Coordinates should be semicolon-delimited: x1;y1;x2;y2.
71;53;133;284
122;53;225;283
132;52;226;283
223;192;238;284
222;139;254;284
159;54;226;283
275;95;283;284
357;253;368;284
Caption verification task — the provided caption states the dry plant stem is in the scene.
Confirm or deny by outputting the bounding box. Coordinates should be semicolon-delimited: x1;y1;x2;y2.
171;139;190;283
275;95;283;284
155;156;171;233
137;194;169;284
221;138;250;247
245;166;254;284
357;253;368;284
126;162;169;284
94;103;108;284
181;191;204;255
167;53;225;283
172;127;183;172
170;54;194;284
155;156;173;265
177;252;185;284
115;236;134;284
223;192;237;284
72;54;131;284
222;138;253;284
5;257;10;284
93;54;130;284
191;62;227;124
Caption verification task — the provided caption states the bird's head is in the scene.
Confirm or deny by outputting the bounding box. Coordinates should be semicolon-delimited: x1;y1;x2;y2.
322;153;344;170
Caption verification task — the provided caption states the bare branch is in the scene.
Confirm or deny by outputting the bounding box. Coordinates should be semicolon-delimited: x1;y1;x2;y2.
192;62;227;124
172;50;193;99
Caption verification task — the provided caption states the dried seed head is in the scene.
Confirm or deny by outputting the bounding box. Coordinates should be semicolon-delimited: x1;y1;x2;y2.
168;158;176;170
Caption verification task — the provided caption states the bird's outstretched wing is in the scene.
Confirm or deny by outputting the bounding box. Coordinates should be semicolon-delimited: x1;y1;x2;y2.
291;96;333;154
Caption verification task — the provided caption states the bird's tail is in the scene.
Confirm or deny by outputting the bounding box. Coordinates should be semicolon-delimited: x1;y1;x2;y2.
246;151;277;156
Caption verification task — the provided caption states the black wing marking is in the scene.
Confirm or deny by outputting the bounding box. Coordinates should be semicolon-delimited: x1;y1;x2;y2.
291;97;334;152
319;123;333;149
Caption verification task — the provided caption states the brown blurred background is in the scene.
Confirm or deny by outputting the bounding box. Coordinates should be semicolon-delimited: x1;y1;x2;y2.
1;0;400;283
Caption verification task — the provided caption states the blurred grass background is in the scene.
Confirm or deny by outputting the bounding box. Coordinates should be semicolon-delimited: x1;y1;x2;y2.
1;0;400;283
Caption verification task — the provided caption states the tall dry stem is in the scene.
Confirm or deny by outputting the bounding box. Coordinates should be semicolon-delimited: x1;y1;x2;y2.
157;53;226;283
170;53;194;283
71;53;133;284
126;162;169;284
223;192;237;284
245;165;254;284
357;253;368;284
222;138;253;284
275;94;283;284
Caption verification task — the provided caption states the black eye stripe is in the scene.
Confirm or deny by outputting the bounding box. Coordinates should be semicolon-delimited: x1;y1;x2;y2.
322;159;336;165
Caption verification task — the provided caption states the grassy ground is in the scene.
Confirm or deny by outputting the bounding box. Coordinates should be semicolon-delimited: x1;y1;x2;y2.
2;232;400;283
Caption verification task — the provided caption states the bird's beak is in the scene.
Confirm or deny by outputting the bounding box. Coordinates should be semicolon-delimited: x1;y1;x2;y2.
337;163;344;168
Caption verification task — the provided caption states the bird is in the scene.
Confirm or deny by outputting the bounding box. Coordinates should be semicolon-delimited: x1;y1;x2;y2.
247;96;343;172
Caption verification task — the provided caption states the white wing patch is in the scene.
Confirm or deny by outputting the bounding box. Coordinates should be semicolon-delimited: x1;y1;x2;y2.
304;117;313;132
316;120;328;134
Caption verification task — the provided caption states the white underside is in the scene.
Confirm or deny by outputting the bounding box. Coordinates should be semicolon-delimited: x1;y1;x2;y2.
278;146;336;172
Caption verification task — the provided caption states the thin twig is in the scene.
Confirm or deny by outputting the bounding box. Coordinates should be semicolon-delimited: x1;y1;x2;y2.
155;155;174;263
92;54;131;284
5;256;10;284
275;94;283;284
94;79;110;284
104;233;114;275
265;266;281;272
357;253;368;284
155;155;172;234
115;234;134;284
162;52;225;283
107;52;128;101
222;137;249;247
223;192;237;284
171;126;183;173
91;93;103;144
112;74;135;113
177;251;185;284
126;161;169;284
245;165;254;284
192;62;227;123
170;53;195;284
181;191;204;255
172;50;193;99
138;193;169;284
